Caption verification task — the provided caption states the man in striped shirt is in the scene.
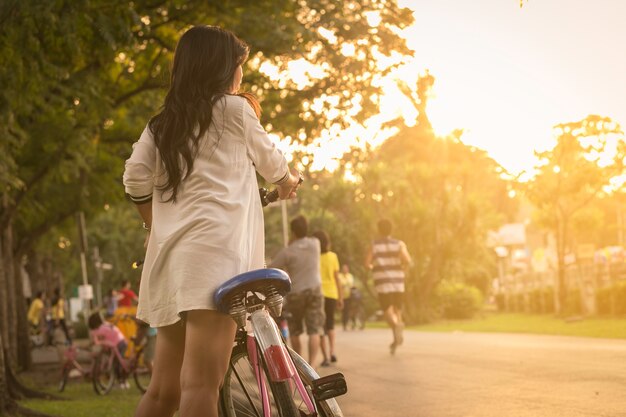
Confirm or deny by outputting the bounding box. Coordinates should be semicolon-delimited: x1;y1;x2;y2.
365;219;412;354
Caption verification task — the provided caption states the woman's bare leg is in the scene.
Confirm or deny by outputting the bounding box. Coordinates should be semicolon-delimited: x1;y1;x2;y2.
134;322;185;417
178;310;236;417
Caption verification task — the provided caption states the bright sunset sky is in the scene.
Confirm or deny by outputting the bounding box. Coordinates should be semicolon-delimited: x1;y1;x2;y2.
396;0;626;175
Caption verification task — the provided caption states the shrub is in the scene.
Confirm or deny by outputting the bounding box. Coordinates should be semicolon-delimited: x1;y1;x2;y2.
435;281;483;319
615;282;626;315
529;289;542;313
72;319;89;339
513;293;525;312
543;287;555;313
595;282;626;315
563;288;582;316
596;286;612;315
495;293;506;311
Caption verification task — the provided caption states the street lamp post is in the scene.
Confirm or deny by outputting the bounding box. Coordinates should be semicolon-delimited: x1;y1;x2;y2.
93;246;112;307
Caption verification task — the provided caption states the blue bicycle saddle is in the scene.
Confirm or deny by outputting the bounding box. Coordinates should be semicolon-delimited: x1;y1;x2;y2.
214;268;292;314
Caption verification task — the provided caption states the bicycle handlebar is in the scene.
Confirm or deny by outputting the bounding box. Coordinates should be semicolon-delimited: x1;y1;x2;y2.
259;176;303;207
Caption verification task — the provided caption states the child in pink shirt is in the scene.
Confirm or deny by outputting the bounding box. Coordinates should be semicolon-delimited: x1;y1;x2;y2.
88;311;130;389
88;311;128;357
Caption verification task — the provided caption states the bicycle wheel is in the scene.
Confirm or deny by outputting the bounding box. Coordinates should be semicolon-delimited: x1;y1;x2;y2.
58;364;70;392
133;350;152;393
287;347;344;417
220;344;302;417
92;349;116;395
220;344;342;417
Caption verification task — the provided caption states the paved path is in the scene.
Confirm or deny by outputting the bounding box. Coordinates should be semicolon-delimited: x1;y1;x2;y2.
321;329;626;417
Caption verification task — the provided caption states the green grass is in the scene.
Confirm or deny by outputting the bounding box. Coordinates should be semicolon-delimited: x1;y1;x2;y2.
371;313;626;339
21;381;141;417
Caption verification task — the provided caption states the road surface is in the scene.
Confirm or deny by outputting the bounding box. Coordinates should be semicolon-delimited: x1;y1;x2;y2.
321;328;626;417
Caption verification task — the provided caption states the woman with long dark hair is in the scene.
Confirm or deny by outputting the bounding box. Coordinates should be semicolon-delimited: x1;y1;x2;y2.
123;26;300;417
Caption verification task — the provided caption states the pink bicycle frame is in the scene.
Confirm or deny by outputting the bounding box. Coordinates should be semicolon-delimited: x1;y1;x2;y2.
246;311;317;416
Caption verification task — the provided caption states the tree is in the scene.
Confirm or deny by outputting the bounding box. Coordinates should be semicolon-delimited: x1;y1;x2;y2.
522;115;625;314
0;1;414;413
286;74;517;322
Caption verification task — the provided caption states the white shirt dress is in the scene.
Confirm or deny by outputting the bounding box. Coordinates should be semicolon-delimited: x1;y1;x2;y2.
123;95;288;327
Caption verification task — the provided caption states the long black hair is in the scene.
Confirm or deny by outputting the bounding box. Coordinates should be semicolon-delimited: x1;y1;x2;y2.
149;26;253;202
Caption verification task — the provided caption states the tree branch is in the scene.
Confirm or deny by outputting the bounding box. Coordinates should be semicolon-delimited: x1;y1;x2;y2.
15;207;77;259
113;79;163;108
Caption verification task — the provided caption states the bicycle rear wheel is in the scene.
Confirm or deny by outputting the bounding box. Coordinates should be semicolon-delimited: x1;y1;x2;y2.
220;344;302;417
58;364;70;392
287;347;344;417
92;349;116;395
133;350;152;393
220;344;342;417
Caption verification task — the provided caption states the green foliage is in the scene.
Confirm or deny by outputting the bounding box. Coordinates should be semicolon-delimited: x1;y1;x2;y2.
522;115;625;312
1;0;414;296
563;288;583;316
596;282;626;315
495;293;506;311
596;286;613;315
434;281;483;320
266;74;516;322
348;77;515;320
527;288;555;314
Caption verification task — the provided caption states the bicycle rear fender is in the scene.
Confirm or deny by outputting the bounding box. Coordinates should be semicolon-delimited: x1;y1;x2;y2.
250;309;296;382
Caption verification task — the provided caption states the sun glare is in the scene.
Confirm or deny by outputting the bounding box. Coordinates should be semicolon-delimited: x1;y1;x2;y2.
263;0;625;179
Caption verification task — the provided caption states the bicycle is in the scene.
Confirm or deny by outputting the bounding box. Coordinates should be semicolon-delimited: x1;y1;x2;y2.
58;344;95;392
91;336;152;395
214;267;347;417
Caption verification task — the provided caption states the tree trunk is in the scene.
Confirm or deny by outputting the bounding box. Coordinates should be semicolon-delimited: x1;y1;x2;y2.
3;222;18;366
556;217;569;315
0;224;10;368
24;251;44;298
0;213;58;415
0;270;9;415
42;257;54;298
13;257;30;370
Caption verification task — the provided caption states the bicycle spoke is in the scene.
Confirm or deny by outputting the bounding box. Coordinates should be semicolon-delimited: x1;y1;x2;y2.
231;362;262;417
223;347;285;417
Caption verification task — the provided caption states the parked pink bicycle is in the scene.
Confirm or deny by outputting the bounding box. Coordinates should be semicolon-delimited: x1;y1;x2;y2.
91;337;151;395
58;344;95;392
215;267;347;417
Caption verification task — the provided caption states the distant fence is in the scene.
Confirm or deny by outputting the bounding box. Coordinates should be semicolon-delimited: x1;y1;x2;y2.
496;263;626;315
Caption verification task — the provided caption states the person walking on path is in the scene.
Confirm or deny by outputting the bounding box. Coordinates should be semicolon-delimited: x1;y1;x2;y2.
123;25;300;417
270;216;325;367
118;280;138;308
312;230;343;367
337;264;354;331
27;291;46;341
365;219;412;354
51;287;71;345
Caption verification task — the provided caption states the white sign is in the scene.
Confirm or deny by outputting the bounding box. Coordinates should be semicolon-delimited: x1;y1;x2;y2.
487;223;526;247
69;297;83;322
78;284;93;300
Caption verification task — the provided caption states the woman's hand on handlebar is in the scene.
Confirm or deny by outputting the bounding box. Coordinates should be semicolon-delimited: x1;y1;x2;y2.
277;167;301;200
